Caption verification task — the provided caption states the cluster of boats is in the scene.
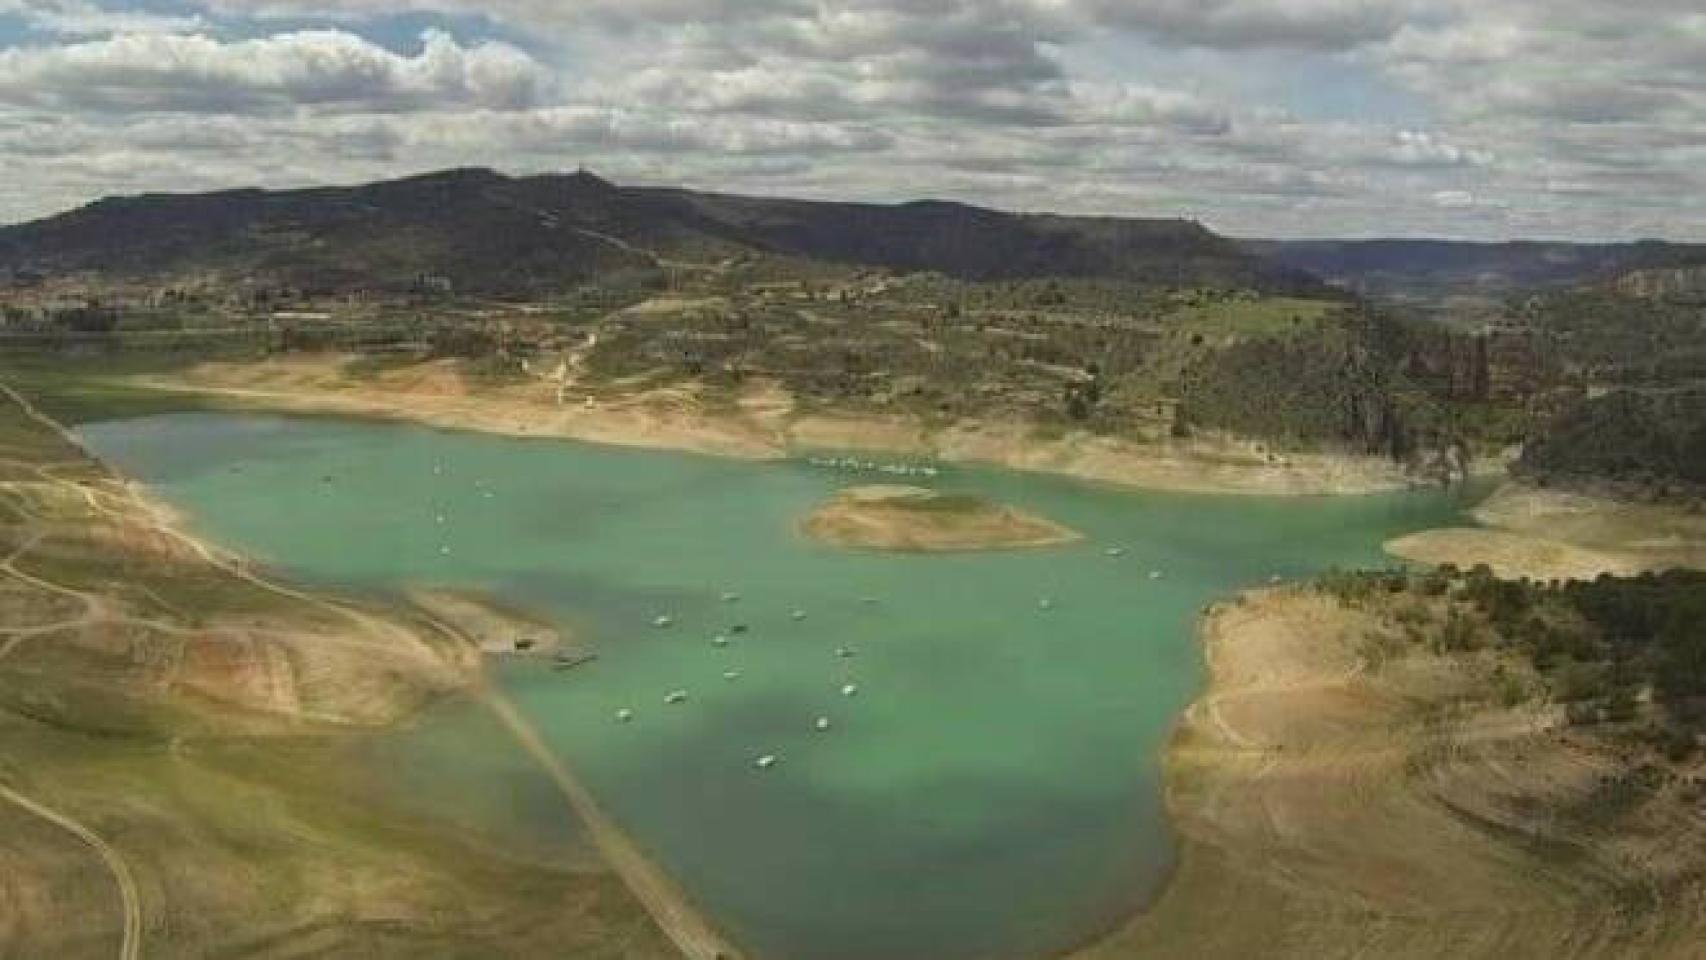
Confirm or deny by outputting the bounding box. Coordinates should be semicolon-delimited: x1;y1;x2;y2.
619;597;861;771
426;466;497;557
596;540;1178;773
805;456;940;478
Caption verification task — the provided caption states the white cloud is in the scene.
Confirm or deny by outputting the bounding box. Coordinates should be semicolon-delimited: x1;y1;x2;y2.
0;0;1696;240
1390;130;1492;167
1079;0;1418;50
0;28;549;113
0;0;207;36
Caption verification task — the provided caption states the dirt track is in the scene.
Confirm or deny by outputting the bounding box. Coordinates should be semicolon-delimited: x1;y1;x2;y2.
477;690;744;960
0;784;142;960
2;375;730;960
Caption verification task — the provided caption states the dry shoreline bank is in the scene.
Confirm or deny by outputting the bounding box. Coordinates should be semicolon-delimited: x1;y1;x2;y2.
127;354;1417;497
1386;482;1706;579
1101;485;1706;958
1077;588;1706;960
0;376;724;960
409;587;569;656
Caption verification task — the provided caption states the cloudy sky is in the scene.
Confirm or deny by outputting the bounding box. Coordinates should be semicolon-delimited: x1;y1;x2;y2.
0;0;1699;239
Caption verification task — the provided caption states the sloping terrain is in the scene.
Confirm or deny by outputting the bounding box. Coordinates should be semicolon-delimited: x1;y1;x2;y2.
1249;239;1706;305
0;168;1314;295
1084;585;1706;960
0;379;678;959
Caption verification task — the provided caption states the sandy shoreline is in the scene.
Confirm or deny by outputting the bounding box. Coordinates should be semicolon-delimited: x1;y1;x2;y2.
1075;588;1706;960
2;374;735;960
1386;482;1706;579
407;588;570;656
128;355;1417;497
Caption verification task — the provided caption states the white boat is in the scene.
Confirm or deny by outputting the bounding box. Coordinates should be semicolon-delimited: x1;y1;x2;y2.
754;754;779;770
722;670;741;681
1105;547;1127;558
664;690;688;705
841;683;859;697
653;615;674;628
835;647;856;659
615;709;634;723
815;717;832;732
721;591;741;603
711;634;730;647
1038;598;1055;610
1149;570;1164;581
791;609;808;621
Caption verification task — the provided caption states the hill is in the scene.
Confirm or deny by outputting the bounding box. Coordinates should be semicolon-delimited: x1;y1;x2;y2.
1517;388;1706;499
0;168;1316;296
1248;238;1706;307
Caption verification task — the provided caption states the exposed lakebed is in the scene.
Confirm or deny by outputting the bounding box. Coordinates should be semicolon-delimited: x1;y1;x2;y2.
80;412;1482;960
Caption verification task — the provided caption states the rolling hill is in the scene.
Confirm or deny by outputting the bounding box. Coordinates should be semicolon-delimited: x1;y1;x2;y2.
0;168;1318;296
1248;238;1706;306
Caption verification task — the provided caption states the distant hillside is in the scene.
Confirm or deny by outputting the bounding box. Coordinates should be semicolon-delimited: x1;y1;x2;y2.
0;168;1316;296
1515;286;1706;388
1173;307;1503;467
1518;388;1706;499
1247;239;1706;305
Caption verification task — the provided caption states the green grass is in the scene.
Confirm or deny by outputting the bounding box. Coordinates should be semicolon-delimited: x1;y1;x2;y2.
1160;295;1338;339
0;351;232;424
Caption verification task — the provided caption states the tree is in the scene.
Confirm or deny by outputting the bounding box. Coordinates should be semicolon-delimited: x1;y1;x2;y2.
1657;593;1706;700
57;305;119;333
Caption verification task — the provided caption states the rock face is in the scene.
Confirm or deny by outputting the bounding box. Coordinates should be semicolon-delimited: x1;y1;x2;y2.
800;485;1082;552
1617;266;1706;301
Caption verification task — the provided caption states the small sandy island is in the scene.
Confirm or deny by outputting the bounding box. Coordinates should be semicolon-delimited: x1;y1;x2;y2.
800;485;1082;552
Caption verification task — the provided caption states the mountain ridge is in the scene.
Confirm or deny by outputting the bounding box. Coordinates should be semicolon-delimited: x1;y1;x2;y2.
1248;237;1706;304
0;167;1317;296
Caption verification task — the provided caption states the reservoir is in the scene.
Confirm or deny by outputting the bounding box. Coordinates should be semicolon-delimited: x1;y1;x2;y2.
80;412;1480;960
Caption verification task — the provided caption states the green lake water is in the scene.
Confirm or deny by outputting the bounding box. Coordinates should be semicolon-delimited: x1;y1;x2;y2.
79;413;1484;960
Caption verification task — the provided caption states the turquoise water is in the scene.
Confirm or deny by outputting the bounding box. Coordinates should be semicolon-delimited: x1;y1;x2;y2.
80;413;1482;960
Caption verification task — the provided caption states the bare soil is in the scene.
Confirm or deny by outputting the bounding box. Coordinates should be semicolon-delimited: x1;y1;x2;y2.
1078;588;1706;960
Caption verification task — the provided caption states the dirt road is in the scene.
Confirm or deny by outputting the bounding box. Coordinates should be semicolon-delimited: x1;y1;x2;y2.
0;783;143;960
